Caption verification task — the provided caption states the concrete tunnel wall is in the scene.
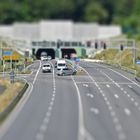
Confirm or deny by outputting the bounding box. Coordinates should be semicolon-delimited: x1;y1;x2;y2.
36;48;55;59
33;47;86;59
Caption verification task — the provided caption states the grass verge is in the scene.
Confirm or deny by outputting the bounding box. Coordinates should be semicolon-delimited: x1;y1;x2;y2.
0;78;25;113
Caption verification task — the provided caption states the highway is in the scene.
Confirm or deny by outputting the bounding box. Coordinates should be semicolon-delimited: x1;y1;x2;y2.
1;60;140;140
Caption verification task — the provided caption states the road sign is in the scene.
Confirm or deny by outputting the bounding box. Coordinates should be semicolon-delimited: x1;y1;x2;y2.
3;55;20;60
3;51;12;56
136;60;140;65
75;57;80;62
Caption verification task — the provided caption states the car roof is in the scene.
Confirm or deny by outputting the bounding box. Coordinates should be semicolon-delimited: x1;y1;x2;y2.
57;60;66;63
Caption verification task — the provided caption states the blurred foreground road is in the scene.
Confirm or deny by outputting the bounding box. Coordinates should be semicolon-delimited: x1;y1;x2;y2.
1;60;140;140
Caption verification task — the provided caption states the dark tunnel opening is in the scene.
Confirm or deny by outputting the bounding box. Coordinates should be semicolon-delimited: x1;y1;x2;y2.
36;48;55;59
61;48;77;59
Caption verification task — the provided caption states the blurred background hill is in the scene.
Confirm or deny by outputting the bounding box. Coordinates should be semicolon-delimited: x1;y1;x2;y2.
0;0;139;34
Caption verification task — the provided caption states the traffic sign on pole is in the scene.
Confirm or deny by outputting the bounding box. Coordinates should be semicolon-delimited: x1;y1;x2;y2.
136;60;140;65
3;51;12;56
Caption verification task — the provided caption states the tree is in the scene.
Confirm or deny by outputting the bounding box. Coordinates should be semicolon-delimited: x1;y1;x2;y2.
84;1;108;23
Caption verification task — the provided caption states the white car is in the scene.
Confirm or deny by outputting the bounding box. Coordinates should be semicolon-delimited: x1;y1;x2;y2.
41;56;48;61
42;63;52;73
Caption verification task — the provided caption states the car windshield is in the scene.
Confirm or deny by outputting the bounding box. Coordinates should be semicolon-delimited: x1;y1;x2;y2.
43;64;50;67
63;68;68;70
58;64;66;67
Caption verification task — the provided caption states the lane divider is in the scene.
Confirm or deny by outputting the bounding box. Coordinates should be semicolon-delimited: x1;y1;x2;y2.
79;66;126;140
71;76;94;140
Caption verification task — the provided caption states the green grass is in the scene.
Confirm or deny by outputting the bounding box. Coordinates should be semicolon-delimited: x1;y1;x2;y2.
93;48;139;75
0;79;25;113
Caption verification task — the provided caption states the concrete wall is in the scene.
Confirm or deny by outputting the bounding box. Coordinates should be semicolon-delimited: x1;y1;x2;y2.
40;20;73;41
98;25;121;39
0;20;122;41
73;23;99;40
0;25;13;38
13;23;40;40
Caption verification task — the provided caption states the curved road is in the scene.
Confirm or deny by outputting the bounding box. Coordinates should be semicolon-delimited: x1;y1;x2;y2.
1;60;140;140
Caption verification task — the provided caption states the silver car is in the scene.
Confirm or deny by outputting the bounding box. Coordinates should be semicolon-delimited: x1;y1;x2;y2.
57;68;76;76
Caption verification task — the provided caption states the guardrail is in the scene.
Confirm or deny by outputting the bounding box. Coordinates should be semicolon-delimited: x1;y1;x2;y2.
0;79;29;123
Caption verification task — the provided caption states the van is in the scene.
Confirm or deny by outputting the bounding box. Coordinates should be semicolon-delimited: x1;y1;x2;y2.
56;60;66;70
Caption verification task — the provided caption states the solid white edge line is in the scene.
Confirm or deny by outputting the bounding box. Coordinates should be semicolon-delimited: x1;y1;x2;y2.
71;76;94;140
0;82;33;140
33;61;42;85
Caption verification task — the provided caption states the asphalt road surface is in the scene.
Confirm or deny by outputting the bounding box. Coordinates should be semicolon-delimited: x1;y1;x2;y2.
1;60;140;140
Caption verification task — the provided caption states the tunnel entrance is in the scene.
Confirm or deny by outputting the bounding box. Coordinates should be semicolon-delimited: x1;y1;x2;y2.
36;48;55;59
61;48;77;59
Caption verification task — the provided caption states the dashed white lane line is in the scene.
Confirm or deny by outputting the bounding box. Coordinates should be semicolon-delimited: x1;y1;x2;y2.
114;94;119;99
36;133;44;140
100;70;140;112
86;93;94;98
83;84;89;87
128;85;132;88
71;76;95;140
134;102;139;107
131;98;134;102
120;88;124;91
124;108;131;116
106;84;110;88
90;107;100;115
36;62;56;140
33;61;42;85
80;66;126;140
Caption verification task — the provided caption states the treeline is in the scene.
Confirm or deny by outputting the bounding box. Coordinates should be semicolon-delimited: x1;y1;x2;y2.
0;0;140;33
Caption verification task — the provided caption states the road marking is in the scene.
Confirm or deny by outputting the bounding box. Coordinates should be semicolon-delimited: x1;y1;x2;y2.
124;91;127;94
40;124;47;132
98;69;140;113
0;82;33;140
36;133;44;140
90;107;100;114
128;85;132;88
134;102;139;107
43;117;49;124
120;88;124;91
71;76;94;140
127;94;130;98
106;84;110;88
33;61;42;85
110;111;116;117
108;106;113;111
131;98;134;102
114;94;119;99
124;108;131;116
34;61;57;140
79;65;126;140
86;93;94;98
113;117;119;123
116;124;122;131
118;133;126;140
83;84;89;87
106;101;110;105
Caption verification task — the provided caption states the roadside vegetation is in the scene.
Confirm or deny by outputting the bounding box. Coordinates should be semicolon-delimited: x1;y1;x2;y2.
93;36;140;78
0;78;25;113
